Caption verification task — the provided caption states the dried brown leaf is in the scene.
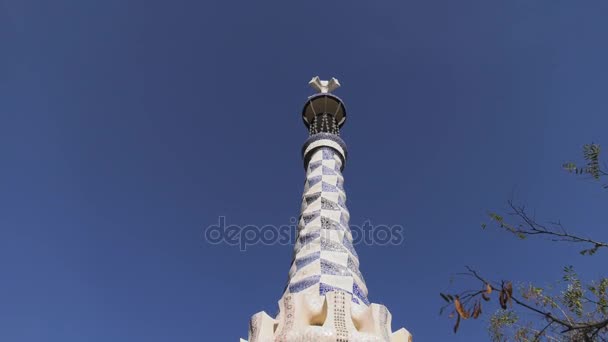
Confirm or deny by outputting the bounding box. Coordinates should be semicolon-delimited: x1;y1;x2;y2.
472;301;482;319
454;296;469;319
499;290;507;310
504;282;513;307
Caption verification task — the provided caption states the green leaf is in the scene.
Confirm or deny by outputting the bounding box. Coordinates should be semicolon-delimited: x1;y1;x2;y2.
563;162;577;172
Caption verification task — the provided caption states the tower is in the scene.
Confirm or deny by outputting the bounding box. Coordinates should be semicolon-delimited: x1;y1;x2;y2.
241;77;412;342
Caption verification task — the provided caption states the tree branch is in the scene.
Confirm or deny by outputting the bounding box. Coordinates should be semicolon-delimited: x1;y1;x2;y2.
443;267;608;341
488;200;608;255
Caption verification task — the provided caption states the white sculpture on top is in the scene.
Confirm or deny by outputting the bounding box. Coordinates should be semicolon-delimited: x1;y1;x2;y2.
309;76;341;94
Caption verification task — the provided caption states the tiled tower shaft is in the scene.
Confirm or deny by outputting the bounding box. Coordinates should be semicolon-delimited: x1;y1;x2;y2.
283;138;368;306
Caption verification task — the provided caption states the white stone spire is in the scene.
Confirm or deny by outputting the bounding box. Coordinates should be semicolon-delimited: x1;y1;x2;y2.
242;78;412;342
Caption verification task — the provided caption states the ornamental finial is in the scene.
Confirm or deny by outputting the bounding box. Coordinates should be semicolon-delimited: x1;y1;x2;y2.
309;76;340;94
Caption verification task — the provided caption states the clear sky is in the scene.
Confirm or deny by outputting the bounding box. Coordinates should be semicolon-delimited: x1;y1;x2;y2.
1;1;607;341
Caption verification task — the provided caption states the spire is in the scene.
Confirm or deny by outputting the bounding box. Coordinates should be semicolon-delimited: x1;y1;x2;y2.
241;78;412;342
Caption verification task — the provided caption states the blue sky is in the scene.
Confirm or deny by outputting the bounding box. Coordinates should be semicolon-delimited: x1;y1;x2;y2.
1;1;607;341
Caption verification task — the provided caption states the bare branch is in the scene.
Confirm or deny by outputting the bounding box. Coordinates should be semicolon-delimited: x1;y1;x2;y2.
487;200;608;255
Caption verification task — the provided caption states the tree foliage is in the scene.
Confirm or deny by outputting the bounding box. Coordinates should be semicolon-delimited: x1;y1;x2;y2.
563;143;607;188
442;143;608;341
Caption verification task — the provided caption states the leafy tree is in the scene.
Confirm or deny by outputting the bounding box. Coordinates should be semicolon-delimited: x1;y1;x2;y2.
441;144;608;341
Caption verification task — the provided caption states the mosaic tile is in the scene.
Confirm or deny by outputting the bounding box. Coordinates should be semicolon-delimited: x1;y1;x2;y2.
289;275;321;293
302;211;320;225
304;192;321;205
319;282;346;296
295;251;320;270
307;175;322;187
321;217;342;231
321;259;350;276
298;232;320;246
322;165;337;175
353;282;370;306
321;178;337;189
309;149;324;162
321;197;340;210
308;160;322;171
338;194;347;206
342;235;358;258
340;213;349;227
321;182;338;192
321;237;347;253
347;256;365;283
